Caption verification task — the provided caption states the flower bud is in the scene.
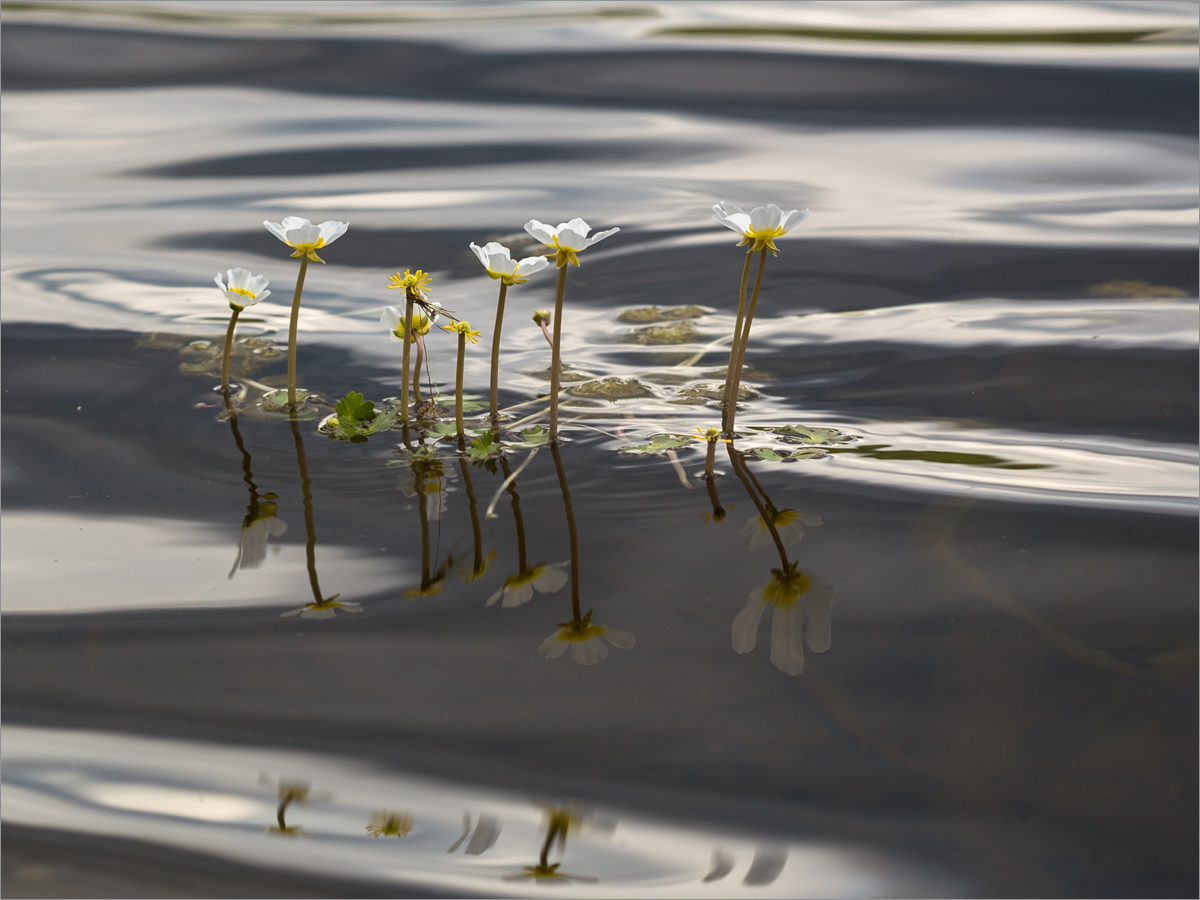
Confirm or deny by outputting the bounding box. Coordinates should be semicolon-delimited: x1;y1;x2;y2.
532;309;552;326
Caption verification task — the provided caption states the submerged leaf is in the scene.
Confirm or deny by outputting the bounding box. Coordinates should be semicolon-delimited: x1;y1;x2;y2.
619;434;691;455
772;424;856;445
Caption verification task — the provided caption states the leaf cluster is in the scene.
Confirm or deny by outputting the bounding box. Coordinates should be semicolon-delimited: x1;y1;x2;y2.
325;391;396;443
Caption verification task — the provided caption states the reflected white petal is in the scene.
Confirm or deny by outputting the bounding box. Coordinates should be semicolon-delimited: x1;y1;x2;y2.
531;564;568;594
731;596;767;654
769;602;805;675
603;628;636;650
501;581;534;608
572;637;609;665
539;633;569;658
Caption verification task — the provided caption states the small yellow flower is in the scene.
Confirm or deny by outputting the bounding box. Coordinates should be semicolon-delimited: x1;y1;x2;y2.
387;268;432;295
366;810;413;838
696;426;730;445
711;202;809;256
443;320;482;343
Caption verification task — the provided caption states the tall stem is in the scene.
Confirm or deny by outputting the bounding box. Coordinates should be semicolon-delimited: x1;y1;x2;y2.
721;249;754;432
221;308;241;394
704;439;717;478
286;256;310;410
455;332;466;436
548;266;568;443
724;250;767;436
489;281;509;429
551;443;581;622
400;294;414;427
290;415;323;602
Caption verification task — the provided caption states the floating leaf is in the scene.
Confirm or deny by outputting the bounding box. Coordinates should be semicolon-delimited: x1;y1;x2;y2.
517;426;550;446
335;391;376;423
619;434;691;455
746;447;826;462
261;388;310;409
772;424;856;445
465;431;503;460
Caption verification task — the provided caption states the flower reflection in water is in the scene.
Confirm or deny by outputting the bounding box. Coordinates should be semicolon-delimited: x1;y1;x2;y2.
506;806;600;884
488;454;567;608
266;779;312;837
280;594;362;620
223;394;288;577
538;445;635;665
366;810;413;838
726;444;833;675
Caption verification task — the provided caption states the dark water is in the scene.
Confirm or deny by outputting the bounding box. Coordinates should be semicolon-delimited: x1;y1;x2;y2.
2;3;1197;897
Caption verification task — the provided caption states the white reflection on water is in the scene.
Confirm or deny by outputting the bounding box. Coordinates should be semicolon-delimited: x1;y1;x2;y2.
1;725;960;898
0;513;408;614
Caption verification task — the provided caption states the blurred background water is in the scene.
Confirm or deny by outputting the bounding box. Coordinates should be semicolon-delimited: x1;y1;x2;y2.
1;1;1197;897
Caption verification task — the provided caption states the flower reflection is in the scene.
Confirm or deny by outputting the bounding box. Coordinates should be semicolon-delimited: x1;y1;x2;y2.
267;779;311;836
280;594;362;619
487;562;568;608
741;508;821;552
505;806;600;884
231;497;288;572
539;609;636;666
263;216;348;264
366;810;413;838
711;202;809;256
732;562;833;676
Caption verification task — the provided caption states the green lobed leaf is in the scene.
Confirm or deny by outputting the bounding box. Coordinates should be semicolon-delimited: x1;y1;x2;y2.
619;434;691;455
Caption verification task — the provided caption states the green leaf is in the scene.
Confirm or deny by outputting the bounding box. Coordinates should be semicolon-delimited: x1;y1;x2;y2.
773;424;856;445
335;391;376;423
427;422;459;440
618;434;691;455
361;410;397;436
465;431;502;460
518;426;550;446
261;388;310;409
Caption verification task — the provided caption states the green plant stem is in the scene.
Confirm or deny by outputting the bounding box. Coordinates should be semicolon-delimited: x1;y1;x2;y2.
489;281;508;428
727;442;789;568
286;256;310;410
720;249;754;433
704;439;717;478
551;443;581;622
548;266;568;442
500;456;528;573
400;294;414;427
455;332;466;436
289;414;324;602
412;335;425;406
724;250;767;436
221;307;241;394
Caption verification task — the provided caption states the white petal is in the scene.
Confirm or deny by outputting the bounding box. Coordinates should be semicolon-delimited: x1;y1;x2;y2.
746;526;775;553
286;222;321;247
731;597;767;654
469;242;490;267
749;204;783;233
265;517;288;537
804;582;834;653
769;602;805;675
603;628;636;650
515;255;550;276
553;225;589;251
339;603;363;613
302;607;336;619
572;637;609;665
775;520;806;547
713;211;751;235
238;520;269;569
581;226;619;249
485;587;504;607
380;306;402;331
317;220;349;245
562;217;590;234
501;581;534;608
279;607;304;617
712;200;745;218
214;273;228;292
778;208;810;232
531;564;568;594
739;515;762;536
280;216;312;231
248;289;269;305
539;633;569;658
797;512;822;527
263;220;290;243
524;220;556;246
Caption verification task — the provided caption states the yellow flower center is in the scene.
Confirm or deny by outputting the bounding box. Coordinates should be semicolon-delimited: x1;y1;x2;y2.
229;287;256;298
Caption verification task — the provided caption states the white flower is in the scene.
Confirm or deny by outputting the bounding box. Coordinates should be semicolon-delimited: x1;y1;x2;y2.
524;217;619;267
214;267;271;311
263;216;349;263
740;508;822;552
539;610;635;665
280;595;361;619
711;202;809;255
469;241;550;285
230;502;287;573
380;305;438;341
731;563;832;675
486;562;568;608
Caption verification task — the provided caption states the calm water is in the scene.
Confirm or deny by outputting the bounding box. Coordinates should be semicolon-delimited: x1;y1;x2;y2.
2;2;1197;897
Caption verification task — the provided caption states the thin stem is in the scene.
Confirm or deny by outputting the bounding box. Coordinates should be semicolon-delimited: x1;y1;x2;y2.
500;456;528;573
727;443;788;568
721;249;754;432
724;250;767;436
704;439;717;478
290;414;323;602
276;799;290;832
489;281;509;428
286;256;310;410
548;266;568;443
704;475;724;521
400;294;414;427
455;332;466;436
414;462;431;590
457;449;483;576
539;320;554;350
412;335;425;406
551;443;581;622
221;307;241;393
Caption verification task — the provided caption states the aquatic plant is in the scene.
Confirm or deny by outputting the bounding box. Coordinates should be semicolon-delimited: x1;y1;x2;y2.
366;810;414;838
731;561;832;675
443;320;482;437
318;391;397;442
263;217;349;409
487;562;568;608
523;217;619;442
469;241;549;427
214;267;270;394
696;426;730;479
384;268;433;428
711;202;809;434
